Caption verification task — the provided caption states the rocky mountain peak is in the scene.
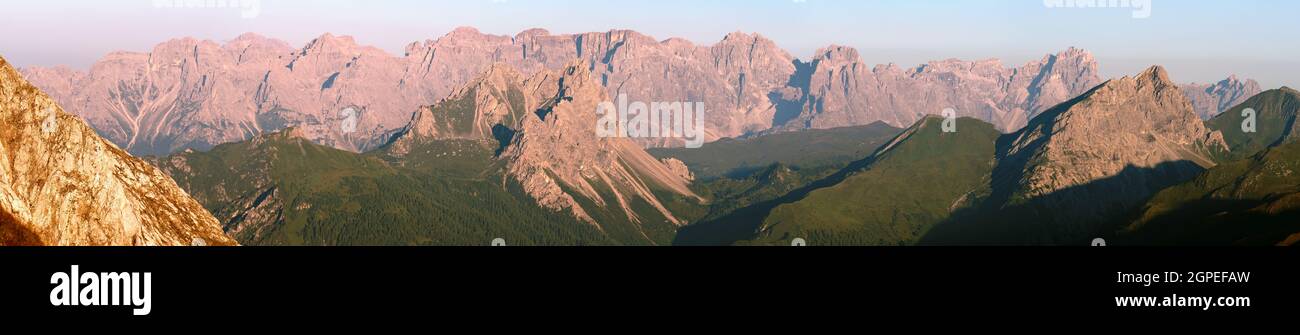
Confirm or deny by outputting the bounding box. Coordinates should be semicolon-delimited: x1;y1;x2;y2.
305;33;358;49
295;33;389;63
232;32;271;42
515;28;551;39
1053;47;1095;62
436;26;513;47
229;32;284;46
448;26;486;37
813;45;862;64
970;65;1227;241
1136;65;1174;87
721;31;776;46
226;32;293;53
501;61;700;230
1029;47;1096;76
723;31;752;40
712;31;793;69
999;64;1223;206
1078;66;1181;106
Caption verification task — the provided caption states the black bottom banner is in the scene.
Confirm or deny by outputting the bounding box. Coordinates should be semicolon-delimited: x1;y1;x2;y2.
1;247;1293;325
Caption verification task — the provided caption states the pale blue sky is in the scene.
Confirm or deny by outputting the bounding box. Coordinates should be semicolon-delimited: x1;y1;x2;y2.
2;0;1296;87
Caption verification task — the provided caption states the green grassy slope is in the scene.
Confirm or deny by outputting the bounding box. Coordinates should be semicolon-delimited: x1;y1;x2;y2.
746;117;1001;246
673;117;999;246
1112;88;1300;245
1206;87;1299;162
1122;140;1300;245
158;133;611;246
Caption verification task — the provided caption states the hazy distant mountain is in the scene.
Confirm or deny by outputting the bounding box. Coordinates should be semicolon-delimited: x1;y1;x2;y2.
19;33;445;156
20;29;799;155
1182;75;1263;120
0;56;234;246
22;28;1113;156
777;46;1103;133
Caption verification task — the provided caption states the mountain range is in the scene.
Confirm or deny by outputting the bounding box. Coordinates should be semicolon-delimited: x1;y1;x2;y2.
4;28;1295;246
1183;75;1263;120
20;29;1254;157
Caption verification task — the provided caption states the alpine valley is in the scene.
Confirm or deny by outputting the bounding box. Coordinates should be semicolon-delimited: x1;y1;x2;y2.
5;28;1296;246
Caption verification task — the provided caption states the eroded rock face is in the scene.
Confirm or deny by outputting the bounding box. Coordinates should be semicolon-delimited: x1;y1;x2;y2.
1182;75;1263;120
779;47;1103;133
499;62;701;227
0;56;235;246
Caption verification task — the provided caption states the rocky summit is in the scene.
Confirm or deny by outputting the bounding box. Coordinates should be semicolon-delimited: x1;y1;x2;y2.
1001;66;1225;198
0;56;235;246
987;66;1227;240
373;59;704;231
500;61;702;227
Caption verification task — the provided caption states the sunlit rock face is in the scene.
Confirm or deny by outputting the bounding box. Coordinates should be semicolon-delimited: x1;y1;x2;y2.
0;56;235;246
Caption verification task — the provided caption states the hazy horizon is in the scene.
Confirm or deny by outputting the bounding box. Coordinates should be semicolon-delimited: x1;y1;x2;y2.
2;0;1297;88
